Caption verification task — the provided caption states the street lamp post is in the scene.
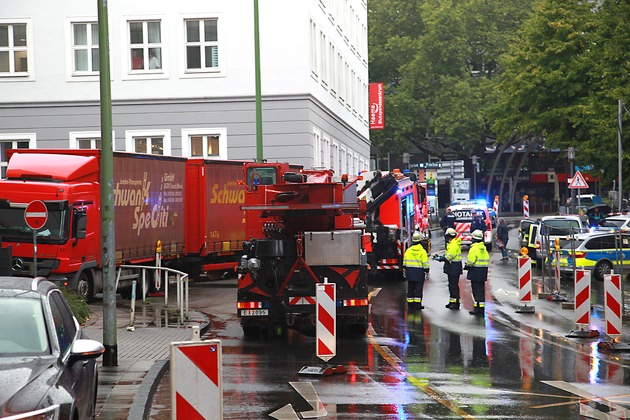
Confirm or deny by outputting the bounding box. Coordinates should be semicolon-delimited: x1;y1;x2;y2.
472;155;478;198
568;147;575;214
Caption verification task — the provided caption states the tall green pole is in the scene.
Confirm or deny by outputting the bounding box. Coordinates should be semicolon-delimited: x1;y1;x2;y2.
254;0;263;161
97;0;117;367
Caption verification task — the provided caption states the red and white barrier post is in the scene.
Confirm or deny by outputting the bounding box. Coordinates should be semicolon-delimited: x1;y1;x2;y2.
171;340;223;420
566;270;599;338
598;274;630;351
523;195;529;219
493;195;499;216
299;279;347;375
516;256;535;313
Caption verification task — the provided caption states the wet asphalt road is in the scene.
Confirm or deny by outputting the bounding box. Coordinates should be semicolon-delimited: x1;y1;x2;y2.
148;223;630;419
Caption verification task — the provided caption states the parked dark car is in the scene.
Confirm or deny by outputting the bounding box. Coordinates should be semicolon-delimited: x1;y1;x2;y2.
0;277;104;419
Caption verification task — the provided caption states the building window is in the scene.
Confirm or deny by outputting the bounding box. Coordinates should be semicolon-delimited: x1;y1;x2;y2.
72;22;99;74
185;19;219;72
0;134;34;177
69;131;106;150
128;20;162;71
0;22;29;76
125;130;171;155
181;128;227;159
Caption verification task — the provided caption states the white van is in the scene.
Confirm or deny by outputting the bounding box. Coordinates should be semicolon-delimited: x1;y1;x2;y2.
527;215;589;262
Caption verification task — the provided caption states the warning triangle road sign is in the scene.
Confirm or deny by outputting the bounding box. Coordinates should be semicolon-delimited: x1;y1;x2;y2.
568;170;589;189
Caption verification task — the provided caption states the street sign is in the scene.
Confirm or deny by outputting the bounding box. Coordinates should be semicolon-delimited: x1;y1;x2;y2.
410;162;443;169
24;200;48;230
568;171;589;189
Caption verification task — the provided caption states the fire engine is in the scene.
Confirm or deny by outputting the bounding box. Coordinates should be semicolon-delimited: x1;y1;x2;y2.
357;170;430;280
235;162;370;337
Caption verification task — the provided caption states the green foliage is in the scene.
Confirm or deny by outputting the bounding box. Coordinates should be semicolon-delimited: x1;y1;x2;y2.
368;0;533;157
490;0;630;185
61;287;91;325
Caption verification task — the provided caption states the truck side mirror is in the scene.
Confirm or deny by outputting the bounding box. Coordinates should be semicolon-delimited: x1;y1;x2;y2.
73;209;87;240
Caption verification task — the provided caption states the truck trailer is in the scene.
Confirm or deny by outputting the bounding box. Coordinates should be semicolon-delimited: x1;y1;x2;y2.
0;149;246;300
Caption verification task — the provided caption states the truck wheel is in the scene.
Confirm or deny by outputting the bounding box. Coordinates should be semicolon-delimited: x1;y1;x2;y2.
76;272;94;303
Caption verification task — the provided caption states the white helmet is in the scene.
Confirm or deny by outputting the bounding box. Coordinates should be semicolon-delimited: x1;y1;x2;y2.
412;231;423;243
445;228;457;237
471;230;484;241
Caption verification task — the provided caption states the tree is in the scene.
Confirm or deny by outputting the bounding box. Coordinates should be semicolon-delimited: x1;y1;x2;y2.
368;0;532;158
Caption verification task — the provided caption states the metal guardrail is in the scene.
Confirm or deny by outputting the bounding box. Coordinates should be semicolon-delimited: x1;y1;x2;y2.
116;265;189;325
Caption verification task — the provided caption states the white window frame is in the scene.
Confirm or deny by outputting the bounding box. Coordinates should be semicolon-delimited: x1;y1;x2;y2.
309;19;318;78
0;19;34;79
312;129;322;168
331;141;339;174
123;17;166;79
181;128;227;159
0;133;35;177
183;18;220;74
339;146;347;174
69;131;115;150
322;135;331;169
125;129;171;156
68;20;99;78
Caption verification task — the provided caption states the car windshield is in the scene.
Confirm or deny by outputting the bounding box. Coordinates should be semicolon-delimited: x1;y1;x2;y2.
0;200;69;244
0;297;50;355
542;219;581;235
605;219;627;228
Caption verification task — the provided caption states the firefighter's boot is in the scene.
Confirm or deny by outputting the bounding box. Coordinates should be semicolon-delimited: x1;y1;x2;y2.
445;299;460;310
469;303;485;316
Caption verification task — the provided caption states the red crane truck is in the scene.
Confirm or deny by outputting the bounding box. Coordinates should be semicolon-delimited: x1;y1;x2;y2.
235;162;370;337
0;149;246;300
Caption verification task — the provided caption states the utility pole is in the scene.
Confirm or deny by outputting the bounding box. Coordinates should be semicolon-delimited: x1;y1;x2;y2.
618;99;623;212
97;0;117;367
254;0;263;162
471;155;478;198
568;147;575;214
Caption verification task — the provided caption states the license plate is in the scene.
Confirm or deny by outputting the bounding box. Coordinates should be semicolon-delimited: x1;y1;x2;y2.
240;309;268;316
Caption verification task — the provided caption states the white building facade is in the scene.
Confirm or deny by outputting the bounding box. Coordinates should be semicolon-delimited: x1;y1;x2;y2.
0;0;370;176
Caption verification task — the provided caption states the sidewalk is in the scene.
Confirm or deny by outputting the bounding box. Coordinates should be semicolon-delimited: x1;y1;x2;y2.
83;298;209;420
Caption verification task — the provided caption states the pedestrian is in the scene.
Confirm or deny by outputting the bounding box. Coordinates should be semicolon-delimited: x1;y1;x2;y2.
434;228;462;309
495;218;509;261
587;206;606;228
403;231;430;309
464;229;489;316
470;210;487;233
440;209;456;232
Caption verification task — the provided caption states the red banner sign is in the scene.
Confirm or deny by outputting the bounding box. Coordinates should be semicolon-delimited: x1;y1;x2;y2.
369;82;385;130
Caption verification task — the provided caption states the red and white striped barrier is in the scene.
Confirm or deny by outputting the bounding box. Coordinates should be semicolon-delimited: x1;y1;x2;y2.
566;270;599;338
604;273;622;336
574;270;591;326
523;199;529;218
516;256;535;313
316;282;336;362
171;340;223;419
493;198;499;214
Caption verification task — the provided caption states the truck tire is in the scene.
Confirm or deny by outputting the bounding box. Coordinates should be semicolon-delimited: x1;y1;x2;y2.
76;272;94;303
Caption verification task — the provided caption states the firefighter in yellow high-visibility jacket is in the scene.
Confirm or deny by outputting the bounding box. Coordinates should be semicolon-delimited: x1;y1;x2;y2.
465;230;489;316
403;231;430;309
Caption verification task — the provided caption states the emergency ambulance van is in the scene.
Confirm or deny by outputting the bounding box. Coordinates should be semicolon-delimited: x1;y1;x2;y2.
446;203;493;251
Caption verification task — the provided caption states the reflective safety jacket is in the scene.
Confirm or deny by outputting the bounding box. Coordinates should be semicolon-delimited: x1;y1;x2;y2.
443;237;463;276
465;241;489;282
403;242;429;282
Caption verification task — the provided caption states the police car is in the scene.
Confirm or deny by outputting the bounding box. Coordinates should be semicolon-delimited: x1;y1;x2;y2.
446;203;493;251
551;231;630;281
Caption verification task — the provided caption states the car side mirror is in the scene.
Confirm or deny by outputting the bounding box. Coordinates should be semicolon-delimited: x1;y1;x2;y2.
69;338;104;363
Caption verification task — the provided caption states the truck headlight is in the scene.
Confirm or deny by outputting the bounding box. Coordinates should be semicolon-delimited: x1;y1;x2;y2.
247;258;261;271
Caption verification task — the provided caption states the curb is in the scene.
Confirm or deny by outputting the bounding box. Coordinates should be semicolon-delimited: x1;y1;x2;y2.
133;311;212;419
